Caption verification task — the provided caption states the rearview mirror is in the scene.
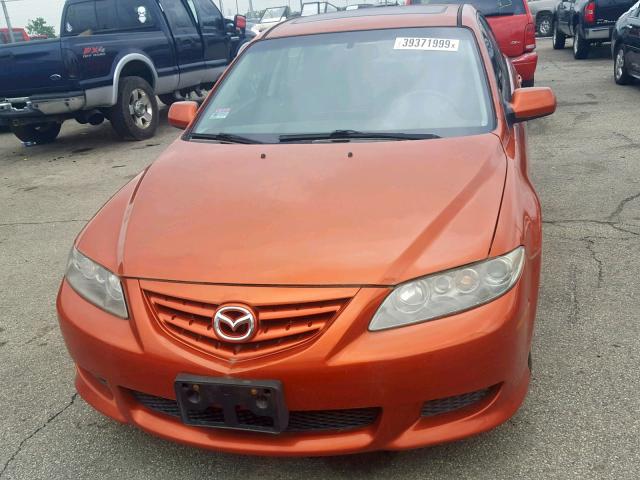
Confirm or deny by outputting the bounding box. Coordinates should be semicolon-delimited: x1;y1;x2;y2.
168;101;199;130
508;87;556;123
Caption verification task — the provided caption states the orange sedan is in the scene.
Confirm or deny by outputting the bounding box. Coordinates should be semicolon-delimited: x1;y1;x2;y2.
57;6;555;455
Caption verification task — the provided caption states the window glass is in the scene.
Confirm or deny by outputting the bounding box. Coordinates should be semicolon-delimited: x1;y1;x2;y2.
478;14;510;100
194;0;223;28
193;27;494;143
301;3;320;16
161;0;197;33
411;0;526;16
95;0;118;31
117;0;157;29
326;4;338;12
64;1;98;35
186;0;199;23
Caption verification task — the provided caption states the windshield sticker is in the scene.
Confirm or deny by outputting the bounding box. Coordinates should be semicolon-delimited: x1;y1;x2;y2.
393;38;460;52
210;108;231;120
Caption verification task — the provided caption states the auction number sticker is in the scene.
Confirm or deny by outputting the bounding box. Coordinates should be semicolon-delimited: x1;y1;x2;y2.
394;37;460;51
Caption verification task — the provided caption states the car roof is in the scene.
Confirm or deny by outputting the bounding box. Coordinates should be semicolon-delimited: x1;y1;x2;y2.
264;5;469;39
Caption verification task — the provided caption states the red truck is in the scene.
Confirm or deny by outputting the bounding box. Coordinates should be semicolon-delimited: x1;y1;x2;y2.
405;0;538;86
0;28;30;44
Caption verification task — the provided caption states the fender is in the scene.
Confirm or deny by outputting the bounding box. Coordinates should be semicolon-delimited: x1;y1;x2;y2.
110;53;159;105
84;53;161;108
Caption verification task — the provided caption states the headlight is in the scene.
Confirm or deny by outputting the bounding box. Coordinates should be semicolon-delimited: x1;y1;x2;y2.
369;247;525;331
65;248;128;319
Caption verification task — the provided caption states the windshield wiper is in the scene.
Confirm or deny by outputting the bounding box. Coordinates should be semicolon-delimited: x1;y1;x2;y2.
279;130;441;143
484;12;515;17
190;132;263;144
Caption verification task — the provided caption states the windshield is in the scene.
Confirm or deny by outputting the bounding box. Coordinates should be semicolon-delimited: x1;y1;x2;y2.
411;0;526;16
261;7;287;21
192;27;494;143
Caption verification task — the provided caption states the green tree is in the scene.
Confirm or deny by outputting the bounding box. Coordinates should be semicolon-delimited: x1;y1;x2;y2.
26;17;56;38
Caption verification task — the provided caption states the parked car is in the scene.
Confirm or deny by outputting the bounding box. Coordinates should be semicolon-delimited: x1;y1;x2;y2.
301;2;340;16
612;0;640;83
553;0;636;59
528;0;557;36
56;4;555;455
407;0;538;86
249;6;292;34
0;28;30;43
0;0;249;144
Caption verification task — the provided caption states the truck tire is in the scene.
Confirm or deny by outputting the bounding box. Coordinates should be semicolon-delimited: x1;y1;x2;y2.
109;77;158;140
537;13;553;37
573;30;590;59
552;20;566;49
614;45;632;85
11;122;61;145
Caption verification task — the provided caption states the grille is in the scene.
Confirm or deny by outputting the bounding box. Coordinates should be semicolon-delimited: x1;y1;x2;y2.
421;387;493;417
144;290;350;361
132;391;379;433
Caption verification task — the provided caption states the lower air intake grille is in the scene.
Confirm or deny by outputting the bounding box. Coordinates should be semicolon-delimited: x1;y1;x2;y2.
421;387;493;417
132;391;379;433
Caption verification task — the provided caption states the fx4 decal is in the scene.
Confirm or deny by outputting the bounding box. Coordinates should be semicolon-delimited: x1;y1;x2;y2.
83;46;106;58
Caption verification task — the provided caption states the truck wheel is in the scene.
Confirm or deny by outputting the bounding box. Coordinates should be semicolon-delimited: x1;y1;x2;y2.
109;77;158;141
573;30;590;59
614;45;632;85
552;21;566;49
11;122;61;145
537;14;553;37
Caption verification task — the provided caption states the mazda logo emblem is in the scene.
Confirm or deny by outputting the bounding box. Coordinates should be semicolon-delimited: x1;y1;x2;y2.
213;305;256;343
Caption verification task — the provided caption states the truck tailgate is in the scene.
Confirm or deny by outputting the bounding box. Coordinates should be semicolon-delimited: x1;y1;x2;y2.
596;0;636;24
487;14;530;58
0;39;76;98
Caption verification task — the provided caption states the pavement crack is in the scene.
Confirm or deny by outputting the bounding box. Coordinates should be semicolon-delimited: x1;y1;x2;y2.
569;265;579;325
607;191;640;222
582;237;603;288
0;393;79;478
542;219;640;237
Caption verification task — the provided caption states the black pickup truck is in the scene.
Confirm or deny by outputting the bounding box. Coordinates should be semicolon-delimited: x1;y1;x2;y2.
0;0;249;144
553;0;635;58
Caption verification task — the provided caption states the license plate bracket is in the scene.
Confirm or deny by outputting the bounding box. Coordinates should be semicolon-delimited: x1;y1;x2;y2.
174;374;289;434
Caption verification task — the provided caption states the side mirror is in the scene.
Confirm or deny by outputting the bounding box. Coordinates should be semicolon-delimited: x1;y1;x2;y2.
234;14;247;32
168;101;199;130
508;87;556;123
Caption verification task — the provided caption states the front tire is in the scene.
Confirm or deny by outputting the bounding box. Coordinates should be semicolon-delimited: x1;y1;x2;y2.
538;14;553;37
573;30;590;59
614;45;632;85
552;20;566;49
109;77;158;141
11;122;61;145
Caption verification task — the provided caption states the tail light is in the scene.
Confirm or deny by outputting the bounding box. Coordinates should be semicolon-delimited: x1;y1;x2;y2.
234;14;246;31
584;2;596;24
525;23;536;52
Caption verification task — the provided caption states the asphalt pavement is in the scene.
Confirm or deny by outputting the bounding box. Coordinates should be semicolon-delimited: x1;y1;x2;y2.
1;39;639;479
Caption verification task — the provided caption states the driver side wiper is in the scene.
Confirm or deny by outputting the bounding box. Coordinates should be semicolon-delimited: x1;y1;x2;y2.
190;132;263;144
279;130;441;143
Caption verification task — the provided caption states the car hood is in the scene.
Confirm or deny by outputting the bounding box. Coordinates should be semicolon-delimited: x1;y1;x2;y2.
79;134;507;286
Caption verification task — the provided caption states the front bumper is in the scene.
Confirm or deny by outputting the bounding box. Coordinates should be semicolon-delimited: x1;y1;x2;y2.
57;266;538;456
0;92;85;125
510;51;538;83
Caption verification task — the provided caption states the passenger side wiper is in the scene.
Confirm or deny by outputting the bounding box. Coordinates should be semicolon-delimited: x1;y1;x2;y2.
278;130;441;143
190;132;263;144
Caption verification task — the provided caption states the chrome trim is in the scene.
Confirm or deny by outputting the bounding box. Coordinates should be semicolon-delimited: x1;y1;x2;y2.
585;28;610;40
0;95;86;115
